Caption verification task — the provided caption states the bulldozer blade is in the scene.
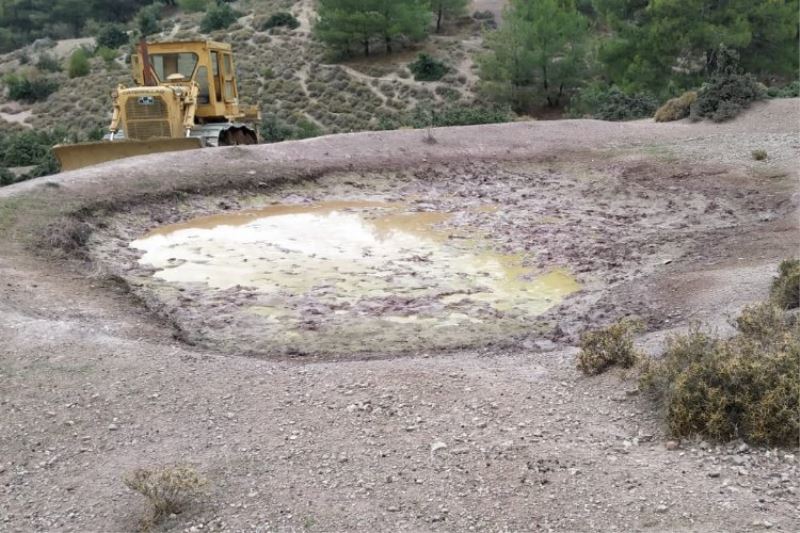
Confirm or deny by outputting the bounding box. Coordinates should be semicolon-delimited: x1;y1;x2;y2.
53;138;204;172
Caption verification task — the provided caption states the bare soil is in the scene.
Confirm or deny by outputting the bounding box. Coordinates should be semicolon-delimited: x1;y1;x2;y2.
1;101;799;532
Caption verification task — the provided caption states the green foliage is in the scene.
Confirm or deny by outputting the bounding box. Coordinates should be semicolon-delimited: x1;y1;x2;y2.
36;53;62;73
407;103;513;128
262;12;300;31
96;46;119;64
136;2;164;37
577;319;643;375
0;1;158;51
690;46;765;122
409;53;448;81
771;259;800;310
641;303;800;446
68;48;91;78
431;0;469;32
3;74;59;103
95;23;129;49
654;91;697;122
478;0;589;111
0;166;15;186
569;84;657;121
177;0;207;13
315;0;431;57
259;114;323;143
595;0;799;98
200;2;240;33
767;81;800;99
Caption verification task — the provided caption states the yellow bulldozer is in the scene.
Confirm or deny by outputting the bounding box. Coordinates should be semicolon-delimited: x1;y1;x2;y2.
54;39;260;171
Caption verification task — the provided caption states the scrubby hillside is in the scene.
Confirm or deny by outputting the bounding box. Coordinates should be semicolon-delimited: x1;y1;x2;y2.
0;0;494;139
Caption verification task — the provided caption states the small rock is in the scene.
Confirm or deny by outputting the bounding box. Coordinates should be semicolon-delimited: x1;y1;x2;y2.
708;471;721;478
665;440;680;451
108;423;119;431
431;441;447;453
655;504;669;514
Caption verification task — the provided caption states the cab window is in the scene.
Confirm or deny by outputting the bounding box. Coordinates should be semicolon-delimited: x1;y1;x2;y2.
150;53;198;81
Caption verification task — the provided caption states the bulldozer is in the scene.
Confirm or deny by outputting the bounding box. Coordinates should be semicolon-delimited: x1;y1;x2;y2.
54;39;260;171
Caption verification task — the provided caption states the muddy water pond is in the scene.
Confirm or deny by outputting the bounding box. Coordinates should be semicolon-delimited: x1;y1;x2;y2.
131;200;580;355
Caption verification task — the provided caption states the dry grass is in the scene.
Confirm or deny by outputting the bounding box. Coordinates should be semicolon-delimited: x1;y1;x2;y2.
654;91;697;122
124;465;207;522
576;319;643;375
770;258;799;309
641;304;799;445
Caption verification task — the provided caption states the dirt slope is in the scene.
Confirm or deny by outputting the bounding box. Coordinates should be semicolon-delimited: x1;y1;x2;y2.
1;101;799;532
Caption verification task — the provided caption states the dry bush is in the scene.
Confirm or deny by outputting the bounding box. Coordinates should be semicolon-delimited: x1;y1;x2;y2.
654;91;697;122
577;319;643;375
751;149;768;161
642;303;800;445
771;258;799;309
124;465;207;521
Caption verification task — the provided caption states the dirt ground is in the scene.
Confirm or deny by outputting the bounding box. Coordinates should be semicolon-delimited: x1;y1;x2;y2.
1;100;799;532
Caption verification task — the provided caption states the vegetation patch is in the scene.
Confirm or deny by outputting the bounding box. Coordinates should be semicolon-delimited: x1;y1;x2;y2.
3;74;59;103
576;319;643;375
262;12;300;31
751;149;768;161
770;259;799;310
641;303;799;446
690;46;765;123
654;91;697;122
124;465;207;522
569;85;657;121
409;53;448;81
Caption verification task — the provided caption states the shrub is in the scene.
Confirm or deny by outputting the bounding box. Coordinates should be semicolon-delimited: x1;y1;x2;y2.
771;259;799;310
136;2;163;37
68;48;91;78
409;53;448;81
95;23;129;49
178;0;207;13
654;91;697;122
201;3;240;33
123;465;207;521
641;303;799;445
0;167;15;186
4;74;59;102
690;46;765;122
569;84;658;121
751;149;768;161
96;46;118;64
577;319;643;375
36;53;62;73
766;81;800;99
407;103;513;128
263;12;300;31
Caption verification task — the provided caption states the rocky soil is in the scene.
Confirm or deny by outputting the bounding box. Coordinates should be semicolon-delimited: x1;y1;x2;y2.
1;100;799;532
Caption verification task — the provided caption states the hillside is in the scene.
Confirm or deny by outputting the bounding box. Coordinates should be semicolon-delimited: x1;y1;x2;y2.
0;0;497;139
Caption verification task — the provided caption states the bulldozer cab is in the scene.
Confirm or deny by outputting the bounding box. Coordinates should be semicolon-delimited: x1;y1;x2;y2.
131;40;244;121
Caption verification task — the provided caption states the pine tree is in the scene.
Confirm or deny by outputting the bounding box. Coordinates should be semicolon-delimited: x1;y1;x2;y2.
431;0;469;33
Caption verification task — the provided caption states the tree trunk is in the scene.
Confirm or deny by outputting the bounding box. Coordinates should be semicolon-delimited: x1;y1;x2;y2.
364;39;369;57
437;6;443;33
386;36;392;54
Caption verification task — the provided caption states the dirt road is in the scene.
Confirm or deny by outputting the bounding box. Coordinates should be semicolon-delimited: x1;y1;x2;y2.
1;100;799;532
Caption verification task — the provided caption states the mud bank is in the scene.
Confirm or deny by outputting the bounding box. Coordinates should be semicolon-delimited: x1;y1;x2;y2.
88;156;795;359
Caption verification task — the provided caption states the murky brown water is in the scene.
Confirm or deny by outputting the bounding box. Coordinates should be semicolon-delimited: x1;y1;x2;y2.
131;200;579;351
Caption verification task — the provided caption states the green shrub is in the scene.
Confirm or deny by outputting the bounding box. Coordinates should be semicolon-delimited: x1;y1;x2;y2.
136;2;163;37
751;149;768;161
178;0;207;13
771;259;800;310
409;53;448;81
641;303;799;445
124;465;207;522
260;114;322;142
577;319;643;375
263;12;300;31
68;48;91;78
3;74;59;102
36;53;62;73
96;46;118;64
569;84;658;121
0;167;15;186
201;3;240;33
690;46;765;122
654;91;697;122
766;81;800;99
405;103;513;128
95;23;129;49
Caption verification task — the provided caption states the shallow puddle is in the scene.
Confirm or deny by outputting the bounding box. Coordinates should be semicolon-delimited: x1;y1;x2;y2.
131;200;580;352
